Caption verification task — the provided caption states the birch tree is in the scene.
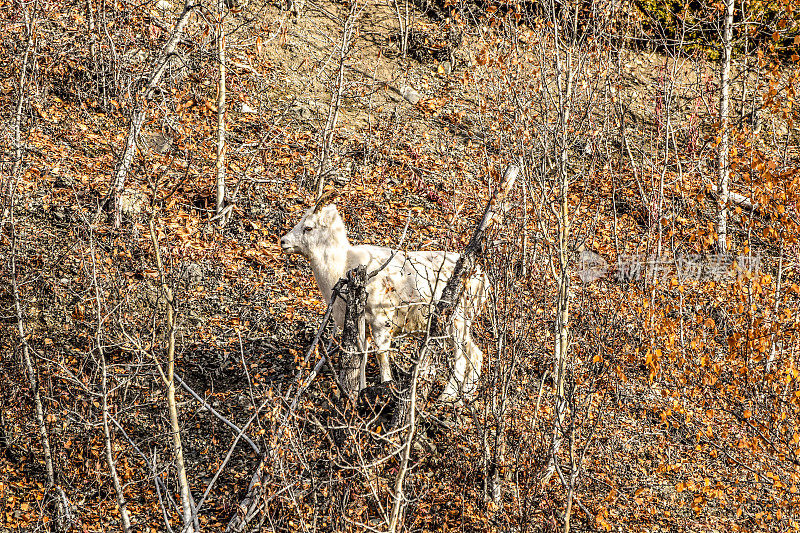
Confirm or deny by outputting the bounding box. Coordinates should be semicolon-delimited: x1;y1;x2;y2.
214;0;229;225
315;0;363;199
148;213;197;533
717;0;735;253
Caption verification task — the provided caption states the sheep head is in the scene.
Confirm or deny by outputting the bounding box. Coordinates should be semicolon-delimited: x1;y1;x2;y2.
280;196;347;259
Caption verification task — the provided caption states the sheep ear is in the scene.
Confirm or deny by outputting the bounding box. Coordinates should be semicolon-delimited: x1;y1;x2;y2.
319;203;339;225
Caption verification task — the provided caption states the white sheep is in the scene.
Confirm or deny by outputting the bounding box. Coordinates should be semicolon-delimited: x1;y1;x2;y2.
280;197;488;401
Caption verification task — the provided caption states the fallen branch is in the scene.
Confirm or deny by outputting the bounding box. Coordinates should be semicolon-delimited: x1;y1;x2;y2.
390;164;519;428
175;374;261;454
704;178;758;212
107;0;198;226
387;164;518;530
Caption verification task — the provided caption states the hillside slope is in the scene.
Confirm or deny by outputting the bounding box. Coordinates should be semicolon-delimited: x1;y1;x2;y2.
2;0;799;531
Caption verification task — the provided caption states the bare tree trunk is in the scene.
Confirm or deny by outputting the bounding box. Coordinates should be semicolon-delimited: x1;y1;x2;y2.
10;208;69;531
10;1;35;184
390;165;518;428
563;430;576;532
88;229;132;533
485;327;516;507
338;267;368;402
391;0;410;58
717;0;735;253
100;353;132;532
4;0;35;222
149;215;197;533
214;0;228;224
541;0;575;489
316;0;360;199
109;0;197;226
326;266;368;452
766;242;784;373
541;163;571;487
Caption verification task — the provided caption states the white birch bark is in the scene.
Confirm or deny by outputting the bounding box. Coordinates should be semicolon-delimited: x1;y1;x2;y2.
149;217;196;533
215;0;227;223
717;0;735;253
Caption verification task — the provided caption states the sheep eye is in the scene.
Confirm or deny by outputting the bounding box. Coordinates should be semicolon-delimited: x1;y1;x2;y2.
303;226;313;233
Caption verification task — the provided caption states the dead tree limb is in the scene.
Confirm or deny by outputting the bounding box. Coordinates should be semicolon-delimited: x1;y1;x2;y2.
388;330;428;532
390;164;519;429
107;0;197;226
338;266;368;401
329;265;369;447
174;375;261;454
10;205;71;530
214;0;228;223
385;164;518;531
717;0;735;253
148;213;197;533
88;227;132;533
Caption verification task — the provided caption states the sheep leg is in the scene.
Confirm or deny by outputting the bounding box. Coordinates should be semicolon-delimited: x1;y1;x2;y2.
359;355;367;390
372;326;394;383
441;320;466;401
441;317;482;401
464;336;483;393
377;350;393;382
358;316;367;391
